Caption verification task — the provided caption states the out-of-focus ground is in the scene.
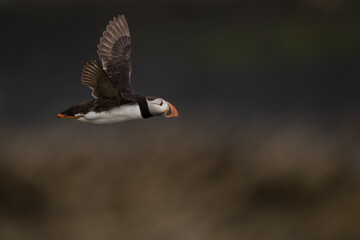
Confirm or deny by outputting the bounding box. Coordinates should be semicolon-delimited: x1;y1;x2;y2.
1;118;360;240
1;0;360;239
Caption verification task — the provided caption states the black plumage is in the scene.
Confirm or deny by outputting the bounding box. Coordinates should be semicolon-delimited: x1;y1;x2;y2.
60;15;140;117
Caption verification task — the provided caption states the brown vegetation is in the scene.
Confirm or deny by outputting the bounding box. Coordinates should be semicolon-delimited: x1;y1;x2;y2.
0;119;359;240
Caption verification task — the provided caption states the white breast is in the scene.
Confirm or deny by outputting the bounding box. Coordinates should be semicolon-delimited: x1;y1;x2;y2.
78;104;142;124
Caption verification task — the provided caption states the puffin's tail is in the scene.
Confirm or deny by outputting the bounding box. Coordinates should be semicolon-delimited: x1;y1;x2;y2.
57;100;95;119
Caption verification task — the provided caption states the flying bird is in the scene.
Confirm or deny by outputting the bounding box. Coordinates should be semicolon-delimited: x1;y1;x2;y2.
57;15;178;124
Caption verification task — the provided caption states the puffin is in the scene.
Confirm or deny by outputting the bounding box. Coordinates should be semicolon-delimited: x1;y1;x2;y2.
57;14;178;124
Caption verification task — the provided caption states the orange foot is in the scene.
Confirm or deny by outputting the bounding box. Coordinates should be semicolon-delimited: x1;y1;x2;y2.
57;114;80;119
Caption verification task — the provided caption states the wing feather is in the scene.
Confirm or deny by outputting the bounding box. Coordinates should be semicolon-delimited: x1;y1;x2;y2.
97;15;133;94
81;60;118;99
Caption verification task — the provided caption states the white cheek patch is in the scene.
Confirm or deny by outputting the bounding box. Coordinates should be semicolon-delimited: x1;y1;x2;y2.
151;99;162;105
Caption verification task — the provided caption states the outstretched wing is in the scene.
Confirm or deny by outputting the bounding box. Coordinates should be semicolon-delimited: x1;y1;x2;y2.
97;15;133;94
81;60;118;99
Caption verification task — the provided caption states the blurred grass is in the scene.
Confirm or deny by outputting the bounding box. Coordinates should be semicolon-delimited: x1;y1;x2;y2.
0;119;359;240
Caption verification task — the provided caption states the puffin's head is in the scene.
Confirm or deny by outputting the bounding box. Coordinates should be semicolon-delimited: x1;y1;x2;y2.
146;97;179;118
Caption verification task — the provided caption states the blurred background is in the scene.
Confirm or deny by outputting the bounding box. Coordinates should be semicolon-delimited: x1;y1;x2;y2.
1;0;360;239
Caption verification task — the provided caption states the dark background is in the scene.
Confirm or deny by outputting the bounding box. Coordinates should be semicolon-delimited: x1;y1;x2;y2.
0;0;360;239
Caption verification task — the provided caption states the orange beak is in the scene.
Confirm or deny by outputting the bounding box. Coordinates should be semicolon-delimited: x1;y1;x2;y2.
165;102;179;118
57;114;80;119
